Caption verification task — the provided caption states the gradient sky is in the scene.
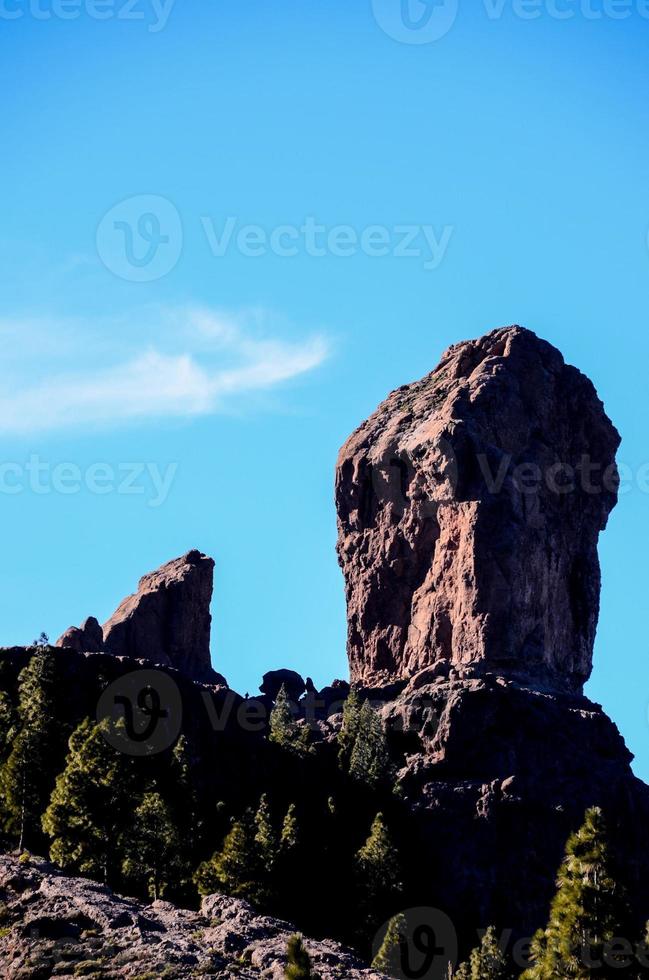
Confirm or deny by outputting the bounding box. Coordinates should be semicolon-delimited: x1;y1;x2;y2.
1;2;648;778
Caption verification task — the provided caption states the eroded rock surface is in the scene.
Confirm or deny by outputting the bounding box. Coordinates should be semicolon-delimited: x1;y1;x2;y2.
0;855;383;979
336;326;620;692
102;550;216;683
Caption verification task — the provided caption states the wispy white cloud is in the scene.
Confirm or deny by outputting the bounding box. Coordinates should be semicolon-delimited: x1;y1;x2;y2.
0;306;330;435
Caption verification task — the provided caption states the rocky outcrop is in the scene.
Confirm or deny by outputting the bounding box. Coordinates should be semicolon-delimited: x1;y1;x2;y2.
0;855;383;979
336;326;620;693
55;617;103;653
101;550;217;683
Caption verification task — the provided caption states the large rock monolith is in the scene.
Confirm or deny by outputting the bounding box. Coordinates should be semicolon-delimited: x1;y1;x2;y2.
335;326;620;693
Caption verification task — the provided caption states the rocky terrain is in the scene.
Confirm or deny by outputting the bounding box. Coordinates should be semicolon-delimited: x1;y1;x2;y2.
2;323;648;974
0;855;382;979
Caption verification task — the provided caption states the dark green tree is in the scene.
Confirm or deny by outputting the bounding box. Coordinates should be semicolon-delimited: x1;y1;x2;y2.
194;811;264;904
372;913;408;976
122;790;184;900
0;652;62;851
521;807;629;979
280;803;299;852
454;926;507;979
42;717;134;885
0;691;16;762
348;700;394;790
337;687;361;767
355;812;402;937
285;934;317;979
255;793;278;873
166;734;201;895
269;685;311;756
276;802;303;920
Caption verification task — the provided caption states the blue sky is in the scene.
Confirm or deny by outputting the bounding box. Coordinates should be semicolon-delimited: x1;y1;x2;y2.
1;2;649;777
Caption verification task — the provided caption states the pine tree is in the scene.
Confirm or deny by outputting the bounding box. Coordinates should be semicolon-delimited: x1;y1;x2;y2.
521;807;629;979
194;812;264;904
285;933;316;979
0;691;16;761
372;913;408;976
355;812;402;936
122;790;183;900
276;802;302;920
337;687;361;767
454;926;507;979
348;700;394;789
269;685;311;756
0;652;62;851
280;803;299;852
254;793;278;874
166;734;201;894
42;717;134;885
169;735;199;831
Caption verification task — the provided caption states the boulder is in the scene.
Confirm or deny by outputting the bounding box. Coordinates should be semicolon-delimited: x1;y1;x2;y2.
336;326;620;693
102;550;217;682
259;668;306;702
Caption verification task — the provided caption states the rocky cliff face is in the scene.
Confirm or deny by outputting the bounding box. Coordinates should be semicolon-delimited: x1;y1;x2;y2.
56;550;219;684
102;550;216;682
336;326;620;693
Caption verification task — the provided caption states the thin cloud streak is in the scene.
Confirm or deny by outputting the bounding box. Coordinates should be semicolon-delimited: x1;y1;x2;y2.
0;306;330;435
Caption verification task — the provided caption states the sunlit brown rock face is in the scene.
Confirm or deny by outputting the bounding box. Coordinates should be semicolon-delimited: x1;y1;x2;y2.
336;326;620;693
102;549;217;682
